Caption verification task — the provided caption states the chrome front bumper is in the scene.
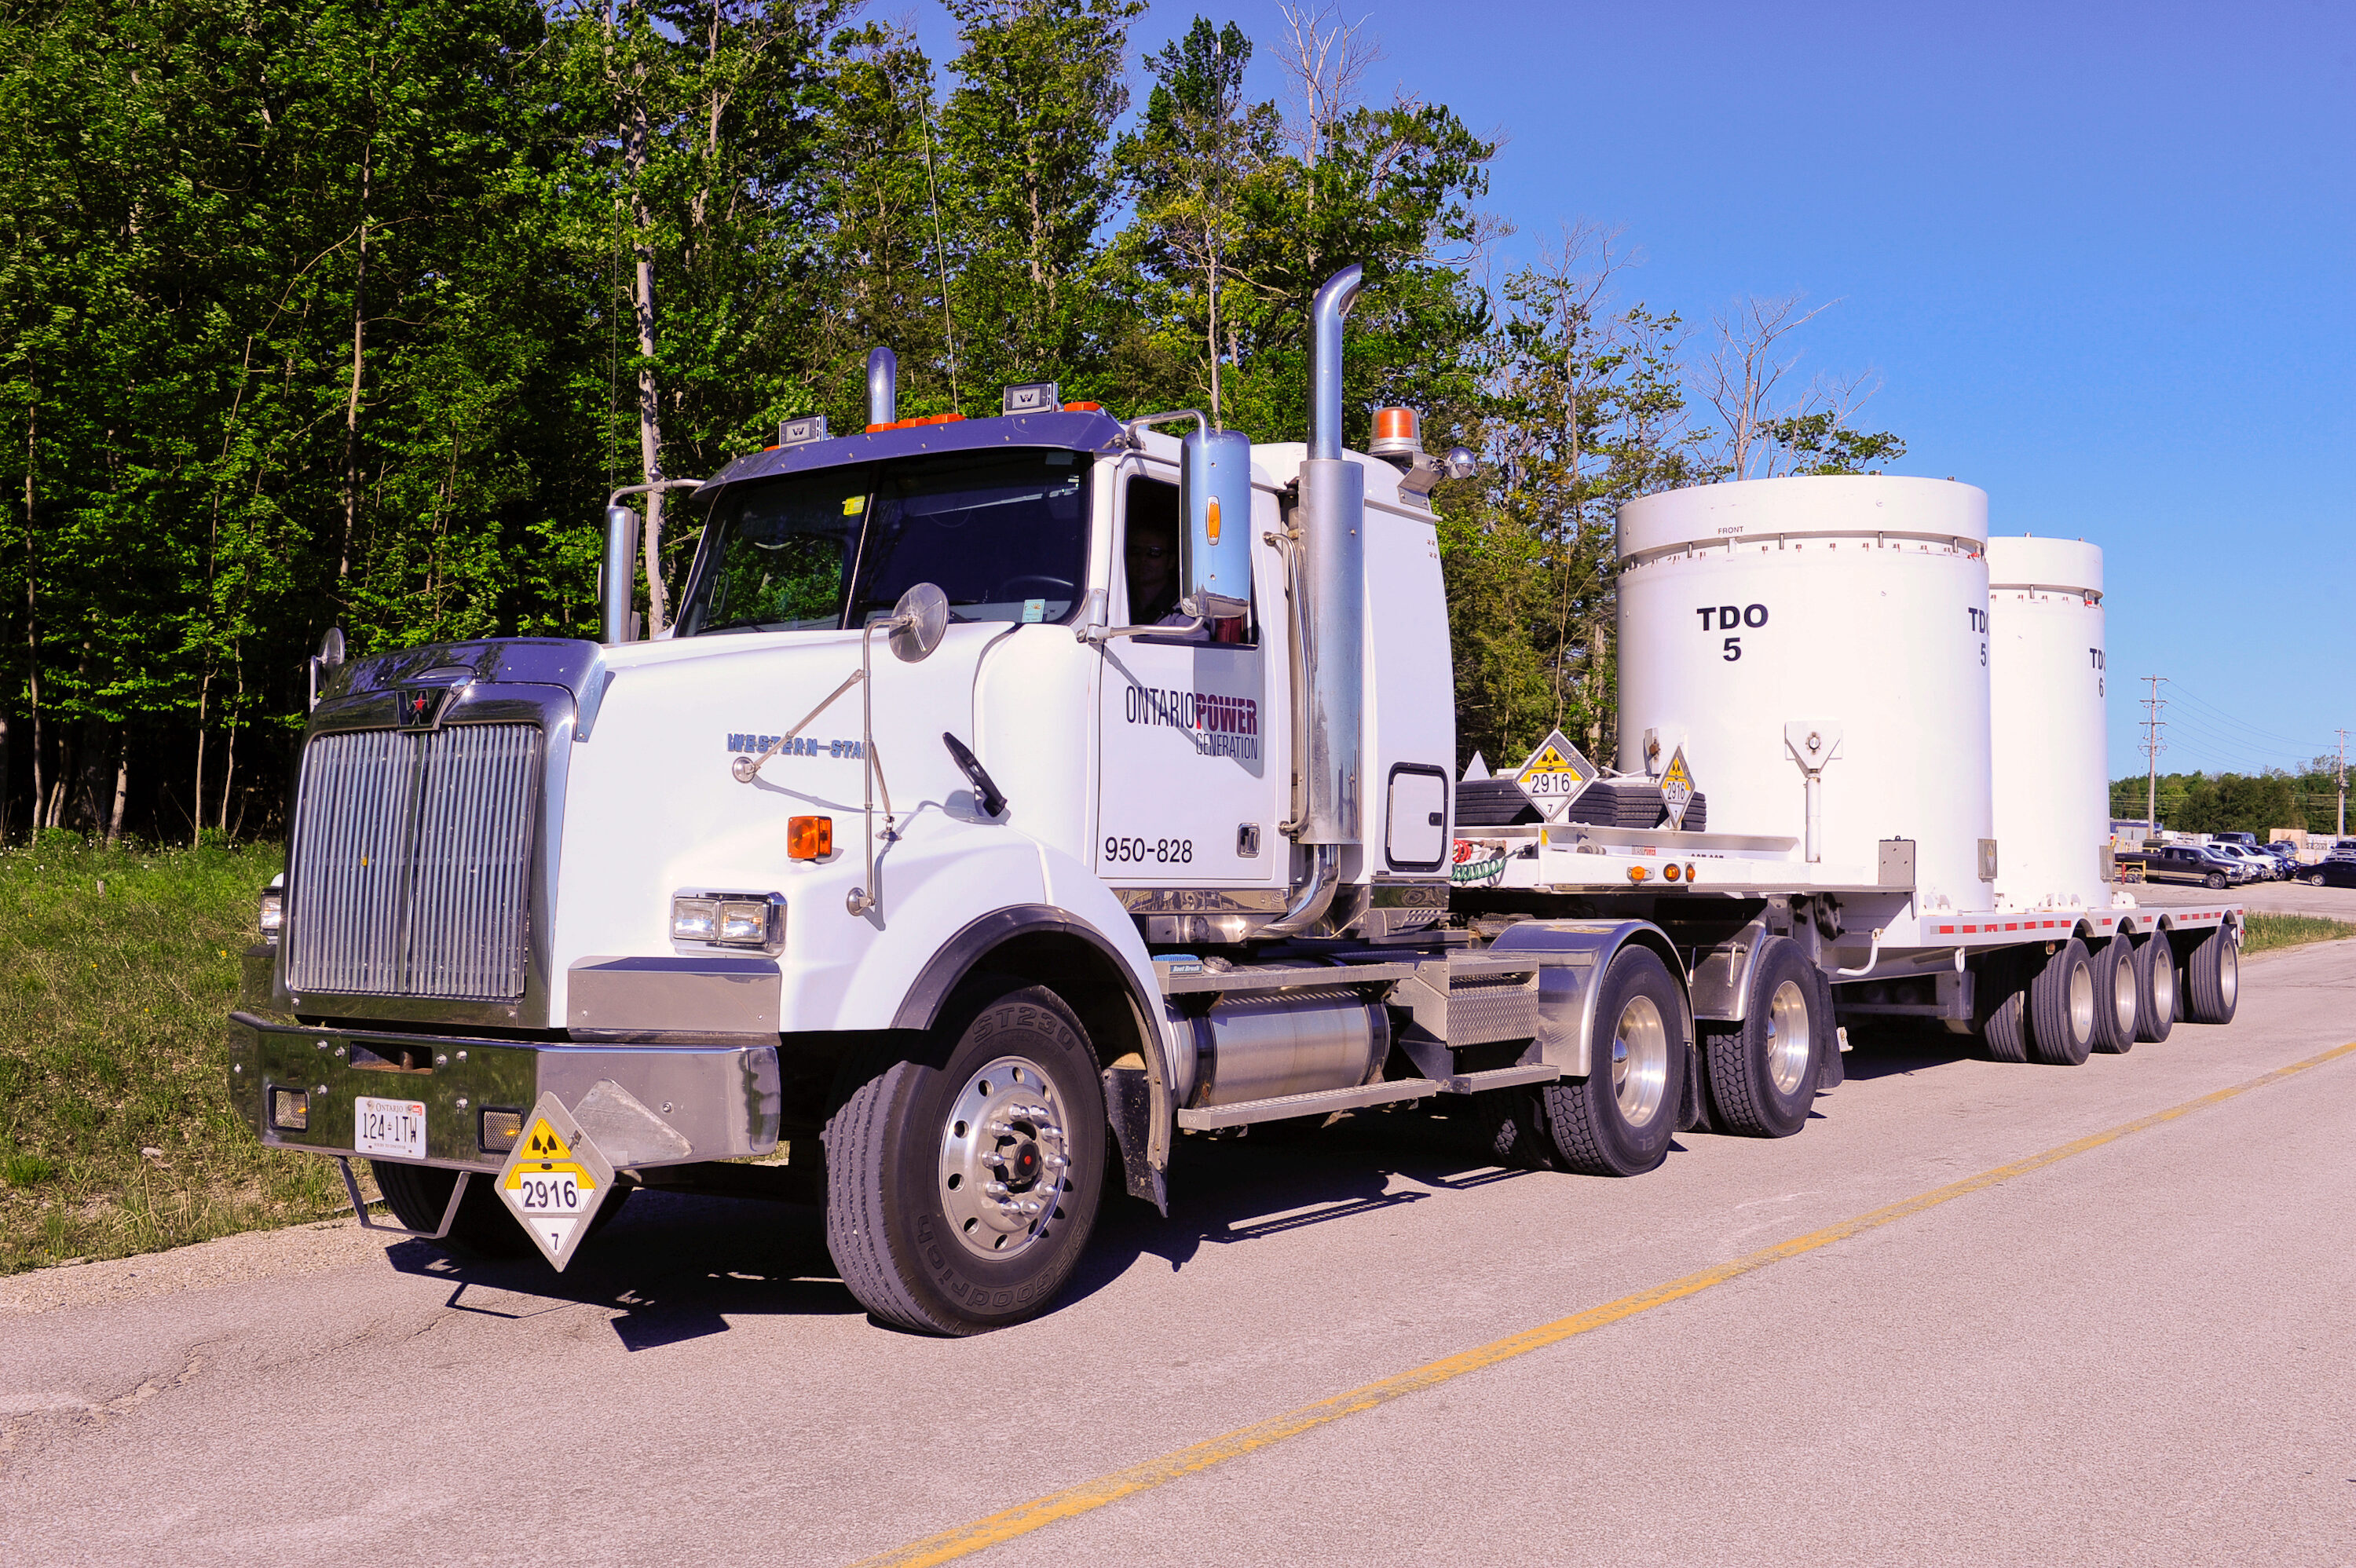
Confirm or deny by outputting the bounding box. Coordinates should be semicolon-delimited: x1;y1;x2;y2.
226;1011;781;1173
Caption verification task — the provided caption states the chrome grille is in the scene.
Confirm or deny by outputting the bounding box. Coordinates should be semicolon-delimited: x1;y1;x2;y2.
287;724;540;1000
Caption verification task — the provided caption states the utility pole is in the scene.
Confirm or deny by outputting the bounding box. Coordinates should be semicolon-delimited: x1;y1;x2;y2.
2140;676;2168;838
2337;728;2348;839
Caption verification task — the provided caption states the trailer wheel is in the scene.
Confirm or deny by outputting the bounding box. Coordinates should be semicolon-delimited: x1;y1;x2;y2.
822;979;1104;1335
1703;938;1819;1137
1979;954;2030;1063
2131;933;2175;1043
2087;937;2136;1054
2182;926;2240;1025
2027;939;2096;1066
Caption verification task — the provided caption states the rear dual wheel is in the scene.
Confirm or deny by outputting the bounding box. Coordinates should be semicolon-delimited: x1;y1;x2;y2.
2087;937;2138;1054
823;978;1104;1336
1480;946;1686;1177
1703;938;1821;1137
2027;938;2097;1066
2182;926;2240;1025
2131;933;2176;1042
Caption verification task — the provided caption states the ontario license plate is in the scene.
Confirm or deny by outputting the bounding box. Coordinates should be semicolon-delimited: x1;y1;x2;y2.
355;1096;427;1160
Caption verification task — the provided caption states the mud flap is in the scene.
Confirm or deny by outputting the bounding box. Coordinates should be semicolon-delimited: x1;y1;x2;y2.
1102;1065;1167;1215
1677;1038;1715;1132
1814;969;1844;1091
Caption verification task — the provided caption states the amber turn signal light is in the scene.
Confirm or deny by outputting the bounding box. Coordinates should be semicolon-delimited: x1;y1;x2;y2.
1663;862;1682;882
788;816;833;860
1626;864;1649;884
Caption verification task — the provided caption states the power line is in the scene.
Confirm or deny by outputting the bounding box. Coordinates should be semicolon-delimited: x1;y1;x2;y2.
2140;675;2166;832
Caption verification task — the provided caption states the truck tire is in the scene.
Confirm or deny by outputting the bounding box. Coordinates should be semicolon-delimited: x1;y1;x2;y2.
822;979;1105;1335
1480;947;1686;1176
2131;933;2175;1043
1703;938;1819;1137
369;1160;624;1259
2087;937;2136;1054
1979;953;2029;1063
2204;872;2226;890
2026;939;2096;1066
2182;926;2240;1025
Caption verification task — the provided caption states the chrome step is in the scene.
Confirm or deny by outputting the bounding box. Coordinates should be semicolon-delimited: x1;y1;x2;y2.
1175;1077;1443;1131
1441;1063;1563;1094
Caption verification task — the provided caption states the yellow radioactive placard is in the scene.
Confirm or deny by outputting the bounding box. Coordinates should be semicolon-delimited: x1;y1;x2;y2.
1513;729;1597;821
1660;744;1696;830
494;1095;616;1271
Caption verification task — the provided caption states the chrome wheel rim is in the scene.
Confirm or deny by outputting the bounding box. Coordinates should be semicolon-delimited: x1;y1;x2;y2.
2067;957;2094;1043
2219;941;2238;1007
1610;996;1670;1127
2112;950;2138;1036
2151;943;2175;1022
937;1054;1072;1261
1765;978;1812;1096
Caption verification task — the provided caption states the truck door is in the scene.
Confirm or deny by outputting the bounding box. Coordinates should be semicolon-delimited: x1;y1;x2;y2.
1095;468;1283;890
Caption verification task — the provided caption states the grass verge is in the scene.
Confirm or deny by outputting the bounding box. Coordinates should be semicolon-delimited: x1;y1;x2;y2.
2241;912;2356;955
0;838;370;1274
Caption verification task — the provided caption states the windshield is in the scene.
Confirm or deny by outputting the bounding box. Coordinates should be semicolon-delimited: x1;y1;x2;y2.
679;449;1092;637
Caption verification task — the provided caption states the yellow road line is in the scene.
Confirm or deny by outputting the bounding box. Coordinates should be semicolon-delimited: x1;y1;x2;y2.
854;1038;2356;1568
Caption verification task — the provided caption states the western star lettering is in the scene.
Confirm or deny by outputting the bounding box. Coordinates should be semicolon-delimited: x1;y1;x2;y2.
725;733;863;758
1122;685;1260;761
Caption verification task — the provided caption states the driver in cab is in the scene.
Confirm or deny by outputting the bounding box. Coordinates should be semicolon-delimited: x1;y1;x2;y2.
1126;517;1246;643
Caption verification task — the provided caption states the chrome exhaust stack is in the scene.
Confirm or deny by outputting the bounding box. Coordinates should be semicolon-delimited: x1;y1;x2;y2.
866;347;897;427
1267;264;1366;936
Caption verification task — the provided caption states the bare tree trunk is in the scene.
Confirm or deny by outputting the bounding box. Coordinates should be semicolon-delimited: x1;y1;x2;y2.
191;669;210;848
24;396;41;835
338;138;372;584
218;647;243;833
107;730;127;846
624;75;670;636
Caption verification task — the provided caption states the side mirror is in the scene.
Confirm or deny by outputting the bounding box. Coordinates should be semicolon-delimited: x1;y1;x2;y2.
602;505;642;645
1180;427;1253;620
887;582;949;663
306;627;346;712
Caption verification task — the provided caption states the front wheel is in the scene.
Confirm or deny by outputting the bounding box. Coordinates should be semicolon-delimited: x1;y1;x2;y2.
2306;872;2327;886
2204;872;2227;890
823;980;1105;1335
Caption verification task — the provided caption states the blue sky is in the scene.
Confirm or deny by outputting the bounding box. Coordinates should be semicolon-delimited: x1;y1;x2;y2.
899;0;2354;782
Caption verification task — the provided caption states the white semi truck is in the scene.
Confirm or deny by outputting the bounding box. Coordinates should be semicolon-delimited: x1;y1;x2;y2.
229;265;2244;1334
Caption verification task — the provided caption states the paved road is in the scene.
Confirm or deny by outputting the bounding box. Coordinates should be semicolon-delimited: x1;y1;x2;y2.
7;938;2355;1567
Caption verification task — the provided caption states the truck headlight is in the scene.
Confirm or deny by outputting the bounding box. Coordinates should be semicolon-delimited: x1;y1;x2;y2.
671;892;784;950
258;886;284;943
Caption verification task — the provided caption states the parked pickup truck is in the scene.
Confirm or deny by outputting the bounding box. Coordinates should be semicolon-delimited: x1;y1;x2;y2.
2117;844;2248;889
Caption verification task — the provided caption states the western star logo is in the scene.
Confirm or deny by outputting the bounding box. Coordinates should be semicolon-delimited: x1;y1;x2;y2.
727;732;863;758
397;689;449;729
